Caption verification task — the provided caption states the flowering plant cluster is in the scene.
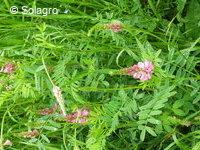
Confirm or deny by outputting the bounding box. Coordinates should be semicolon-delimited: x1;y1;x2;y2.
125;60;154;81
0;63;15;74
65;108;90;124
104;21;123;32
1;1;199;150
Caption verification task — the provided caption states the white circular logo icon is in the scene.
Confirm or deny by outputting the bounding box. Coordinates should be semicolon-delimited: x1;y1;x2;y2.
10;6;18;14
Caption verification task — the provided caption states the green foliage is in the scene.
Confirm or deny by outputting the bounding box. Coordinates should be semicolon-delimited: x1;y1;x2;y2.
138;85;176;141
185;0;200;39
0;0;200;150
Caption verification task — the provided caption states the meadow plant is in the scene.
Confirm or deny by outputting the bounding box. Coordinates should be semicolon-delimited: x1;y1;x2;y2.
0;0;200;150
125;60;154;81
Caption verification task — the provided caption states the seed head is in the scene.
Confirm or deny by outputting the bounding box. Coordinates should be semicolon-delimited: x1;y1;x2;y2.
52;86;66;116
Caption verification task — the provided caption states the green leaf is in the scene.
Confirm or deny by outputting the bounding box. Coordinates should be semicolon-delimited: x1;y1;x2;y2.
71;90;85;104
48;120;61;128
122;98;138;115
173;100;184;109
173;108;186;116
140;128;146;141
111;113;120;131
177;0;186;12
150;110;162;116
185;0;200;39
153;100;167;109
192;141;200;150
145;126;157;137
140;100;155;110
147;117;161;124
163;125;173;132
0;91;12;108
36;65;45;72
193;94;200;104
41;134;50;143
43;126;58;131
138;109;151;119
137;120;147;125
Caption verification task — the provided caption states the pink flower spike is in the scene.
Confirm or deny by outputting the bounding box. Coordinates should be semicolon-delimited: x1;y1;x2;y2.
2;63;15;74
81;109;90;116
137;62;145;69
139;72;151;81
76;109;82;117
132;72;141;79
78;118;87;124
65;108;90;124
126;65;139;75
21;129;40;138
70;119;77;123
125;60;154;81
105;21;123;32
39;103;58;115
143;60;154;73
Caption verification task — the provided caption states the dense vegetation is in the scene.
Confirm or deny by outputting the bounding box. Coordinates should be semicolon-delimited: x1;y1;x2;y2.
0;0;200;149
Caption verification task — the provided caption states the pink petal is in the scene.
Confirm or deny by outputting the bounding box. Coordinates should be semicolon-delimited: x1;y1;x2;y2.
139;72;151;81
126;65;139;75
81;109;90;116
143;61;154;73
78;118;87;124
3;63;15;74
70;119;77;123
126;60;154;81
137;62;145;69
132;72;141;79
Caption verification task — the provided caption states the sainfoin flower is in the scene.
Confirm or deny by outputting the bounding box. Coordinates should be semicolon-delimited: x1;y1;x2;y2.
39;103;58;115
65;108;90;124
125;60;154;81
21;129;39;138
0;63;15;74
105;20;123;32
